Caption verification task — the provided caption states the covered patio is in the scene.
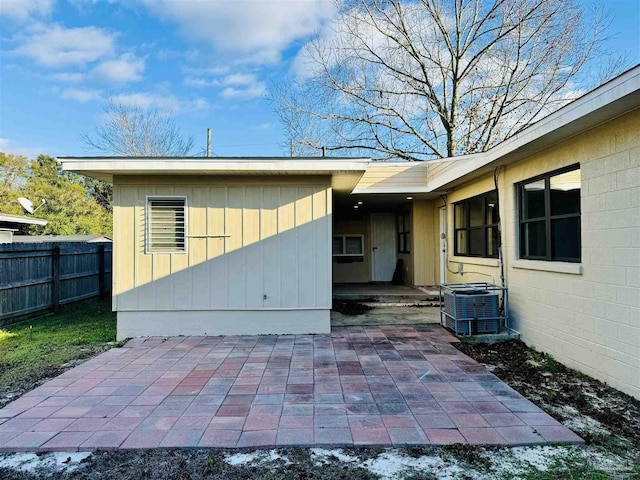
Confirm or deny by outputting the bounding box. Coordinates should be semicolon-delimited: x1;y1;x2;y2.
0;325;581;451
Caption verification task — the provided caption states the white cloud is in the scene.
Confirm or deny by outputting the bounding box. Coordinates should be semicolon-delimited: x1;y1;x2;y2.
111;92;209;114
92;53;145;82
222;73;257;86
51;72;85;83
61;87;102;103
0;138;10;150
140;0;337;64
12;24;115;68
183;77;216;88
0;0;53;21
220;84;266;100
184;71;266;101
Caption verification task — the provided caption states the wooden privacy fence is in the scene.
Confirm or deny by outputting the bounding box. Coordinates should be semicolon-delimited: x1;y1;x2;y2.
0;242;112;324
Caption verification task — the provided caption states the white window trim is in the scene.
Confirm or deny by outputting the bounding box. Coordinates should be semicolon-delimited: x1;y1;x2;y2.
145;195;188;254
512;259;582;275
333;234;364;257
450;256;500;267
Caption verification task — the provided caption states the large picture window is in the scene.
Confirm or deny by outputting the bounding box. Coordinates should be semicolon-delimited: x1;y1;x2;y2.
146;197;187;253
518;165;581;262
454;191;499;258
397;211;410;253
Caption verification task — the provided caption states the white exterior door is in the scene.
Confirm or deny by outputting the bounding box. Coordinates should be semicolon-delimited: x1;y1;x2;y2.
371;213;396;281
439;206;447;284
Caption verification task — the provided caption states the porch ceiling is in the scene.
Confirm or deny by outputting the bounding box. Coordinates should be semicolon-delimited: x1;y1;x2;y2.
334;191;441;213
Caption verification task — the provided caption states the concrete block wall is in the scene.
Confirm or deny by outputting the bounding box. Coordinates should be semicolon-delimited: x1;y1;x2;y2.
505;112;640;399
443;110;640;399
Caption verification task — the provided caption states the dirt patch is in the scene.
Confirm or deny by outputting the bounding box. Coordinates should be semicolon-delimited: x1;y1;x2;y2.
456;340;640;447
0;344;116;409
2;444;638;479
332;300;374;316
0;448;381;480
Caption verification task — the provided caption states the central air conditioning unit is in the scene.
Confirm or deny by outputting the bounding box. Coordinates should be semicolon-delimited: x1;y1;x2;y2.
440;284;502;335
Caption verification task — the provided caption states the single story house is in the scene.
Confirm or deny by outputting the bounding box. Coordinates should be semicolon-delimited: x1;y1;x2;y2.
60;65;640;399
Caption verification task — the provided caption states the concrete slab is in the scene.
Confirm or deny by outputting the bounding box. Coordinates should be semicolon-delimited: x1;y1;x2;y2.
331;305;441;327
333;283;440;302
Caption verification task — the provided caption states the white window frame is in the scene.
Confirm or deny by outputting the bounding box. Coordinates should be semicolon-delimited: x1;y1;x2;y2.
145;196;188;254
332;234;364;257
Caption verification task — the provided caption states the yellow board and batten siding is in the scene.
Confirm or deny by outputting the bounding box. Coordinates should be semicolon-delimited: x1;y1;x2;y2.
112;176;332;317
411;199;439;286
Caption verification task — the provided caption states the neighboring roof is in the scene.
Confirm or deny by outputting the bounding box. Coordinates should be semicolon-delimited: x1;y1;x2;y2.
0;213;48;226
12;235;112;243
58;156;371;182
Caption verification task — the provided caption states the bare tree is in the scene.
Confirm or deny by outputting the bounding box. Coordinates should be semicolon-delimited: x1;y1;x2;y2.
82;97;194;156
274;0;623;160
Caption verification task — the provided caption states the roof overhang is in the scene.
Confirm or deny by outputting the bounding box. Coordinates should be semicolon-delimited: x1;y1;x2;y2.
427;65;640;191
0;213;48;226
352;65;640;195
58;156;371;183
59;65;640;197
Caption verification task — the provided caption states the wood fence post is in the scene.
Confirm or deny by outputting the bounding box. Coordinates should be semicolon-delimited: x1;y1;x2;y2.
51;246;61;312
98;244;106;298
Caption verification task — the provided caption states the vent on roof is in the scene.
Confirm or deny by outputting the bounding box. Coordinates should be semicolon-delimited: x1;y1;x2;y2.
146;197;186;253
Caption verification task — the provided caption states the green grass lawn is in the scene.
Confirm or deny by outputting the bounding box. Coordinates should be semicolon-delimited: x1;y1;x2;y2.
0;298;116;407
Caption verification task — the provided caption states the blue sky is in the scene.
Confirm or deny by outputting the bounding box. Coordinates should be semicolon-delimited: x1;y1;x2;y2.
0;0;638;159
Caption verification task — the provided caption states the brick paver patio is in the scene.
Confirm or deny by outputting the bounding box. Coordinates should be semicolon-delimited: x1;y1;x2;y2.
0;325;582;451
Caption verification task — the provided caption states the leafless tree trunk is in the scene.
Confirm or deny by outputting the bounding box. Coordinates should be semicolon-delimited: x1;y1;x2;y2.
273;0;623;160
82;98;194;157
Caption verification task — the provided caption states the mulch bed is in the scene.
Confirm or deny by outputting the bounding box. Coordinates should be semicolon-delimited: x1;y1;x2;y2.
456;340;640;446
331;300;374;316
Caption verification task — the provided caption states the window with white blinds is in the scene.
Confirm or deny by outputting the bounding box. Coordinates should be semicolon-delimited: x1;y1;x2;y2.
146;197;187;253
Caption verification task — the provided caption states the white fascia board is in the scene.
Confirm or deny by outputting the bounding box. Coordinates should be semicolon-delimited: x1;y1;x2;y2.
59;158;371;176
0;214;48;226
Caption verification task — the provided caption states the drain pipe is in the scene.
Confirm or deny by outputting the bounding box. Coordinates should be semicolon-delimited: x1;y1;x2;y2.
493;165;519;335
494;165;506;290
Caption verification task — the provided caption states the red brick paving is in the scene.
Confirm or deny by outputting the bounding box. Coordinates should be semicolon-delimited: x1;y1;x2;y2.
0;325;583;451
